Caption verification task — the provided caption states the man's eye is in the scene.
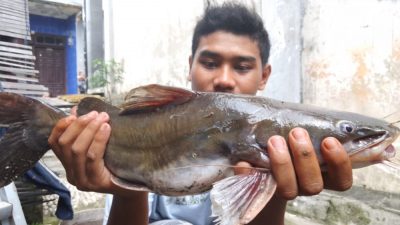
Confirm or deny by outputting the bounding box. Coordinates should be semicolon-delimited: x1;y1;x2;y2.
201;60;217;69
235;64;251;72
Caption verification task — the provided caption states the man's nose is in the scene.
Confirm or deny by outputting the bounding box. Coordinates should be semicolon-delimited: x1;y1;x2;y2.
213;65;235;92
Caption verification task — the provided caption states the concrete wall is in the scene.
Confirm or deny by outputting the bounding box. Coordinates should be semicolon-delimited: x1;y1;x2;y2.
261;0;303;102
102;0;304;102
103;0;204;92
302;0;400;193
302;0;400;117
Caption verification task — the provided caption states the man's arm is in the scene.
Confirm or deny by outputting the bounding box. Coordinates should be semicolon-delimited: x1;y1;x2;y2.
107;193;148;225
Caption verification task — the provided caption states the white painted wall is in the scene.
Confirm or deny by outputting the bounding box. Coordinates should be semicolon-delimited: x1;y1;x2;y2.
303;0;400;118
101;0;303;102
302;0;400;192
103;0;204;93
261;0;303;102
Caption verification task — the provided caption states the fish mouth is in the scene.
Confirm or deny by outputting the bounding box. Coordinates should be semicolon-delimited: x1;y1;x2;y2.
348;131;389;156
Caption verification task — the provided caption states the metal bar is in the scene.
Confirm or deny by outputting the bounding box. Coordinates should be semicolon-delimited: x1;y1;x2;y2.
0;183;27;225
0;201;12;221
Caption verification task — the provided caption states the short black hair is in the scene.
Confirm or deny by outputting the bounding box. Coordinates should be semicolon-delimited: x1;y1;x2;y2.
191;2;271;65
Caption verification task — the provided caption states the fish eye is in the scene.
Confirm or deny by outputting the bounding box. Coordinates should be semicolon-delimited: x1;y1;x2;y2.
339;121;356;133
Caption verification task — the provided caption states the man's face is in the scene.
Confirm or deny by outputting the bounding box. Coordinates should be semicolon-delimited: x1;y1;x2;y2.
189;31;270;95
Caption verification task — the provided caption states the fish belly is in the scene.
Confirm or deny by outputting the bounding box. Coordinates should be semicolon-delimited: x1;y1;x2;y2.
148;158;233;196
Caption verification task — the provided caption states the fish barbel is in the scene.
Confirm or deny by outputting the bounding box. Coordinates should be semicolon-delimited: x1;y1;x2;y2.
0;84;399;225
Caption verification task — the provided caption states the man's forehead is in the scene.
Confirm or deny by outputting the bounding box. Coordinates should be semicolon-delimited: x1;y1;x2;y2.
195;31;261;60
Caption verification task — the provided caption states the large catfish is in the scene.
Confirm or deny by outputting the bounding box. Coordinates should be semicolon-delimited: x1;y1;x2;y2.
0;84;399;225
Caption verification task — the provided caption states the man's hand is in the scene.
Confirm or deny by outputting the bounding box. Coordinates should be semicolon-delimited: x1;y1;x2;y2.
240;127;353;225
267;127;353;199
234;127;353;199
48;110;133;196
48;110;148;225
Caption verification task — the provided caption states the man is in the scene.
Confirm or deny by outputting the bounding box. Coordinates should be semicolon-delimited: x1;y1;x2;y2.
49;3;352;225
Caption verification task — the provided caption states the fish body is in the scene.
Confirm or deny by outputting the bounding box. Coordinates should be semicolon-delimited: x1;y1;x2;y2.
0;84;399;224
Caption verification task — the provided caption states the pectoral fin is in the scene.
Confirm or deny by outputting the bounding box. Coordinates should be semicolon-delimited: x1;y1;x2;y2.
210;171;276;225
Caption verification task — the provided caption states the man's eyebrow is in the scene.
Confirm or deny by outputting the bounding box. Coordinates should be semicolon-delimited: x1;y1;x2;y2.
198;50;220;58
235;56;256;62
198;50;256;62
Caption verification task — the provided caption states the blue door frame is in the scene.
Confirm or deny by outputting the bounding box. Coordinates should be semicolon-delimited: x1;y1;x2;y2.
30;14;78;94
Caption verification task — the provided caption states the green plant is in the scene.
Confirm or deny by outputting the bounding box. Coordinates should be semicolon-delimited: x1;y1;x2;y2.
89;59;124;102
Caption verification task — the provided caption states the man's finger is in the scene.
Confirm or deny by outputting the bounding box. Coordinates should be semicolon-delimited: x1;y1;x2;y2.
267;135;297;200
86;123;111;189
71;112;110;189
49;115;76;157
58;111;98;148
71;106;78;116
288;128;323;195
321;137;353;191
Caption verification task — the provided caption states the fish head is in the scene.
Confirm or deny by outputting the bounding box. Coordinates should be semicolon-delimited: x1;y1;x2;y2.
328;112;400;167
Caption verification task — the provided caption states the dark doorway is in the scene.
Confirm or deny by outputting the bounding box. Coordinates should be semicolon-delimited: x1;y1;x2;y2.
32;33;66;97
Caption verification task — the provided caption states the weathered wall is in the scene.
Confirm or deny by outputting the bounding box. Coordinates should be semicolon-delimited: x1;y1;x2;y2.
302;0;400;193
104;0;204;92
261;0;303;102
103;0;304;102
303;0;400;117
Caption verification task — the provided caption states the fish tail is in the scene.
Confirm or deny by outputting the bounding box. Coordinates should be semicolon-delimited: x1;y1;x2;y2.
210;170;277;225
0;92;65;187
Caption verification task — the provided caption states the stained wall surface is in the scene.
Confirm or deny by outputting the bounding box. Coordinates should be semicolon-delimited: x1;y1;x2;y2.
302;0;400;118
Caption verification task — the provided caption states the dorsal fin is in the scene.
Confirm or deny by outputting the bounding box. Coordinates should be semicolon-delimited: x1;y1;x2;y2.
119;84;195;115
77;97;119;116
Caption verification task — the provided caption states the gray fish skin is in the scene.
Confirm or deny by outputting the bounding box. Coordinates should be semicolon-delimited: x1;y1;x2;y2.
77;87;400;195
0;85;399;195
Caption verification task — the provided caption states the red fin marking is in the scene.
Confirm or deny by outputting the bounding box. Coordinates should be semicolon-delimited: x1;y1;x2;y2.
119;84;195;115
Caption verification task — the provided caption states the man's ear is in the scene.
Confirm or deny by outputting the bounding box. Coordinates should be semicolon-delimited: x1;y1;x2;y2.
258;64;271;91
188;55;193;81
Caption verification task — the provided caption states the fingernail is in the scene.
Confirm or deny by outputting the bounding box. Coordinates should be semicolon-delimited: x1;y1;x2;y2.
83;111;98;119
99;123;110;132
323;137;338;151
270;136;285;150
96;112;109;121
292;128;307;142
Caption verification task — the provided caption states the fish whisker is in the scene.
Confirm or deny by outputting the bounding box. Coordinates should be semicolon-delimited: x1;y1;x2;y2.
382;110;400;124
383;110;399;119
382;159;400;170
389;120;400;126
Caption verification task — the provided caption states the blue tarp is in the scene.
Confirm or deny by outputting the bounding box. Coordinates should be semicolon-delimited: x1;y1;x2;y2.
25;162;73;220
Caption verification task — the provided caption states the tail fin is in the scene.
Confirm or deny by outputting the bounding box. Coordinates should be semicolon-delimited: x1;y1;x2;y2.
0;93;65;187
